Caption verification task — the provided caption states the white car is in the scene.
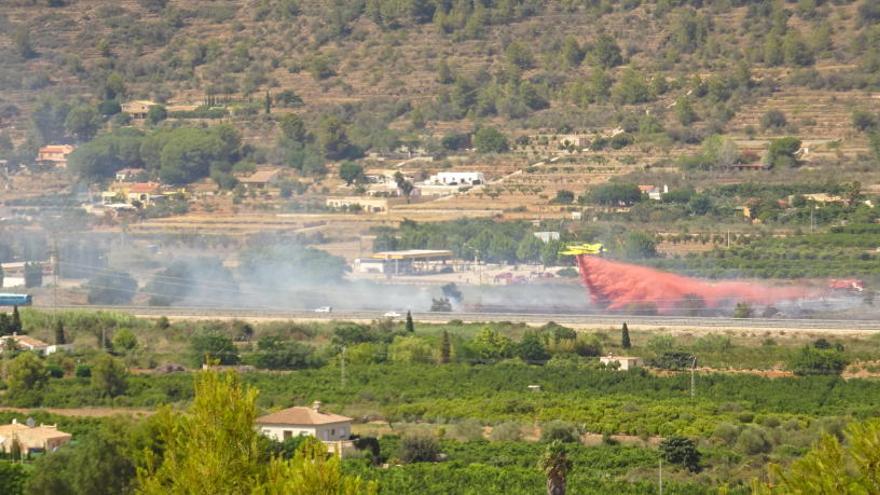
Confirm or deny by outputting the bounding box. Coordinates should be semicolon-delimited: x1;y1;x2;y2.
314;306;333;313
383;311;402;319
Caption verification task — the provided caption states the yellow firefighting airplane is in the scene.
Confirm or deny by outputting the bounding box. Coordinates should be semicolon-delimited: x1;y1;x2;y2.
558;243;605;256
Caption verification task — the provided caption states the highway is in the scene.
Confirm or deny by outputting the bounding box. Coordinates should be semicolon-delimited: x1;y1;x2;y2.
39;305;880;332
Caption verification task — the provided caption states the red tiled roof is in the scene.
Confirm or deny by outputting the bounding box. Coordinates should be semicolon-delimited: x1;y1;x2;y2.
256;407;351;426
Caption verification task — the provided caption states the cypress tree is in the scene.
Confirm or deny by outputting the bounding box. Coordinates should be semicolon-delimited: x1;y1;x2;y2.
265;91;271;114
440;330;451;363
621;322;631;349
11;306;22;334
55;319;66;345
405;311;414;333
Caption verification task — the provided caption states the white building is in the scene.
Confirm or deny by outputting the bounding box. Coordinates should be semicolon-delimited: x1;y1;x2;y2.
600;355;643;371
427;172;485;186
533;231;560;243
256;402;352;442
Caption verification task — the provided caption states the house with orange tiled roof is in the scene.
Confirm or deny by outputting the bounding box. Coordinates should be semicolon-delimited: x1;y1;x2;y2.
0;419;72;453
37;145;75;168
256;401;352;442
1;333;49;354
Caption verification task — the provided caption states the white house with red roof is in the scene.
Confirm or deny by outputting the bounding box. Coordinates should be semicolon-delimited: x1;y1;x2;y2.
255;401;352;442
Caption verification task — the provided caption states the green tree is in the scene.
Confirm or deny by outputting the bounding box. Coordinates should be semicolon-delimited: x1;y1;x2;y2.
869;132;880;162
623;231;657;259
189;331;239;367
561;36;584;67
399;434;440;463
54;319;66;345
279;114;308;144
587;183;642;206
13;27;36;59
473;127;509;153
138;370;376;493
405;310;414;333
146;105;168;126
317;115;358;160
91;354;129;397
519;332;550;362
789;345;848;376
674;96;697;126
591;34;622;68
6;352;48;396
505;41;534;69
11;306;22;334
440;330;451;364
613;69;651;104
86;271;137;305
517;235;544;263
765;137;801;168
64;105;101;142
783;30;815;66
389;335;434;364
112;328;139;353
755;418;880;494
436;60;454;84
621;322;631;349
540;441;573;495
733;302;753;318
339;161;365;185
0;462;27;495
660;436;701;472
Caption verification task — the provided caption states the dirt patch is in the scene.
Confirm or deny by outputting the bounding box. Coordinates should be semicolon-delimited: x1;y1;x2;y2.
0;407;155;418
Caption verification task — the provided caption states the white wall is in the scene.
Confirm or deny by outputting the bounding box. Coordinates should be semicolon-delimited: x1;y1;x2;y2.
259;423;351;442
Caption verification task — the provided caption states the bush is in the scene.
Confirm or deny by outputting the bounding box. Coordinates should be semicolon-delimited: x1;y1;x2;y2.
540;420;580;443
735;426;770;454
473;127;509;153
399;434;440;463
659;436;701;472
489;422;523;442
761;110;787;130
789;346;848;376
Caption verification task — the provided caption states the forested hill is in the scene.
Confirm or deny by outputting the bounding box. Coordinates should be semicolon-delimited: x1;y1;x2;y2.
1;0;879;162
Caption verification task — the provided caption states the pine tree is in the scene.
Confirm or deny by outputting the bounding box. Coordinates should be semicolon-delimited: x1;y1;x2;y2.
440;330;451;364
621;322;631;349
405;311;414;333
11;306;22;334
265;91;271;114
54;319;66;345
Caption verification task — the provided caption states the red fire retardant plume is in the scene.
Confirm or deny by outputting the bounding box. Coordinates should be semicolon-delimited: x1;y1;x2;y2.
576;255;815;313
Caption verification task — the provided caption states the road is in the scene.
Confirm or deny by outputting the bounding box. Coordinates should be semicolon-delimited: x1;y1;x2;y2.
39;305;880;332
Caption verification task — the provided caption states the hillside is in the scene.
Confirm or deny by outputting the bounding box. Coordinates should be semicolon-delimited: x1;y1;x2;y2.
1;0;879;158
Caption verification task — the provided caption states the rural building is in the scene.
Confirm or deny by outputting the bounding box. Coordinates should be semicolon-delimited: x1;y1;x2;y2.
122;100;158;119
115;168;147;182
1;333;49;354
638;184;668;201
102;182;163;206
0;419;72;454
600;355;643;371
36;145;75;168
326;196;391;213
427;172;485;186
256;402;352;442
801;193;846;204
355;249;454;275
237;167;283;189
533;231;560;243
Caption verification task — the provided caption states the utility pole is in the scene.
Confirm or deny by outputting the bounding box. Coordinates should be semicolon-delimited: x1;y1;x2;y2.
726;229;730;249
810;207;814;233
659;457;663;495
340;345;346;388
690;356;698;399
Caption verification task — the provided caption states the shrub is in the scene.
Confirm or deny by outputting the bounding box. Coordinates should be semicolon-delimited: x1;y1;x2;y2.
540;420;580;443
660;436;701;472
761;110;787;130
489;422;523;442
789;346;848;376
399;434;440;463
735;426;770;454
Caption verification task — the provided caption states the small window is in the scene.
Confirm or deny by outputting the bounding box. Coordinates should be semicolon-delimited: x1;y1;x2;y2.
330;429;335;436
283;430;292;440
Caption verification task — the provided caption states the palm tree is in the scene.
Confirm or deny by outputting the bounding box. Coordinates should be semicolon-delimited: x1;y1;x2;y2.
540;440;572;495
